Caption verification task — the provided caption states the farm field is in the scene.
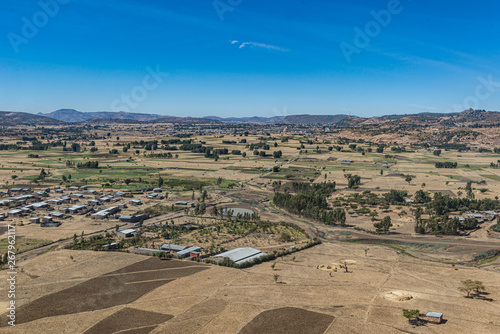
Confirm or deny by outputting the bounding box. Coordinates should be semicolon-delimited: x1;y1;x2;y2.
1;243;500;333
0;122;499;333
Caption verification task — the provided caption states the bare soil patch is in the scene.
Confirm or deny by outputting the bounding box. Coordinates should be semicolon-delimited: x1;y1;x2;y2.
103;258;205;275
238;307;334;334
83;307;173;334
383;290;415;302
117;326;158;334
1;259;208;327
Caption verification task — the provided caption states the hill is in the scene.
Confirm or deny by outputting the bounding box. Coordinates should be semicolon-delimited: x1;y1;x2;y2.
40;109;166;122
0;111;64;126
281;114;350;124
204;116;285;123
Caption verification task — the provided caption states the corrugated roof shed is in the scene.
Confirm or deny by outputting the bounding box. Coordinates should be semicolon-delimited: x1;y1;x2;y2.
215;247;267;265
160;243;187;252
426;312;443;318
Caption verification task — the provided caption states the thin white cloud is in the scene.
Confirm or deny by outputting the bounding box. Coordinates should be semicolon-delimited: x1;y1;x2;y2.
230;40;289;52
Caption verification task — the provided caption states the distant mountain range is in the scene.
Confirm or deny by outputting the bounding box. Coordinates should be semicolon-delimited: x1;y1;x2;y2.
279;114;350;125
1;108;499;127
39;109;166;122
0;111;65;126
203;115;285;123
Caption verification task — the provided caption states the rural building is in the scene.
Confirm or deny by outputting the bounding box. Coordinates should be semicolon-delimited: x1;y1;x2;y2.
153;188;163;193
41;188;50;193
425;312;443;324
7;209;24;217
91;206;120;219
99;196;113;202
0;200;13;206
134;248;163;256
213;247;267;265
68;205;88;214
147;193;159;198
129;199;142;206
117;229;138;238
177;246;201;258
49;199;64;206
381;164;390;168
103;242;120;249
49;212;65;219
160;243;187;252
41;222;61;227
42;216;53;223
32;202;50;210
119;214;149;223
30;217;40;224
88;200;100;206
175;201;188;206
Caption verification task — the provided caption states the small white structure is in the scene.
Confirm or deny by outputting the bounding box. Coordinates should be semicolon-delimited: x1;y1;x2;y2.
213;247;267;265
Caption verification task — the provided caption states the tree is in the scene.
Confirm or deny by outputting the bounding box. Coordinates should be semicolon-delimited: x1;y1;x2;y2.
405;175;414;185
38;168;48;180
211;205;218;217
11;175;18;180
345;174;361;188
459;279;485;298
124;178;132;185
158;176;164;188
374;216;392;233
402;309;420;325
414;189;431;203
273;273;280;283
271;262;276;270
433;149;442;156
465;181;474;199
364;248;370;257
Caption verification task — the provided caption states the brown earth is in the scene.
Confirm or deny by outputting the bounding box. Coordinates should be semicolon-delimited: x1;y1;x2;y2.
83;307;173;334
239;307;334;334
0;258;208;327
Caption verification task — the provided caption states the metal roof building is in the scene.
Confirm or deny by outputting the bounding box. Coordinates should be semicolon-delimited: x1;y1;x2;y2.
214;247;267;265
177;246;201;258
160;243;187;252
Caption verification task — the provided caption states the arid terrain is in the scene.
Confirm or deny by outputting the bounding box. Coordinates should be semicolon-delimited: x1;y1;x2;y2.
0;116;499;333
1;242;499;333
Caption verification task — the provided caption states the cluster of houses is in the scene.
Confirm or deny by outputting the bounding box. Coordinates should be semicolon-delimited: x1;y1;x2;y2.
133;241;269;267
0;186;152;228
457;212;499;223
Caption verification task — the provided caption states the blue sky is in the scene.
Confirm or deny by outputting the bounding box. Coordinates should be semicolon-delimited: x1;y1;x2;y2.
1;0;500;117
